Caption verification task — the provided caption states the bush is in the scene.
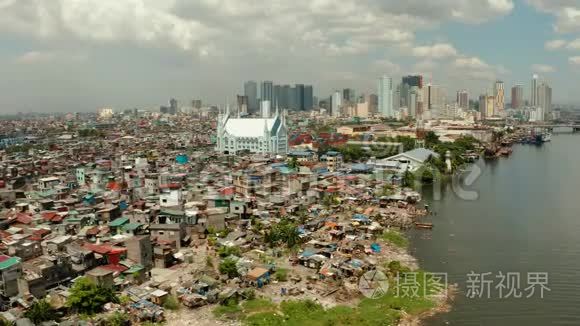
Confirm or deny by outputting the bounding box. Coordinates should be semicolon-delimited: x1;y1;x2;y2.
274;268;288;282
219;258;239;278
105;312;130;326
163;295;180;311
24;299;57;324
218;246;241;258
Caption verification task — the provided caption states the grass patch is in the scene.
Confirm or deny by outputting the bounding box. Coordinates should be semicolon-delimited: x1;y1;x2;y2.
213;300;243;319
381;230;409;248
242;298;277;314
239;271;442;326
273;268;288;282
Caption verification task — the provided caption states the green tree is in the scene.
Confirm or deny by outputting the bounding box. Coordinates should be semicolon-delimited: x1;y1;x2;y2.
24;299;57;324
66;277;119;315
402;169;415;188
288;156;299;169
424;131;440;148
219;258;239;278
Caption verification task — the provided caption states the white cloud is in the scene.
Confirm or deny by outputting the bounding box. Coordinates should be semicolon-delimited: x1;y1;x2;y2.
528;0;580;33
545;39;567;50
454;56;490;69
14;51;54;64
569;56;580;65
412;43;458;59
531;64;556;72
566;38;580;49
373;59;401;73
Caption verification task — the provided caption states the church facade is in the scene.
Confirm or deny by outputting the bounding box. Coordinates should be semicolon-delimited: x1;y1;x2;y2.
215;107;288;155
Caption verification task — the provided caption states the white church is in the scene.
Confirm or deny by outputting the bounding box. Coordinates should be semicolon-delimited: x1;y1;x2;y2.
215;102;288;155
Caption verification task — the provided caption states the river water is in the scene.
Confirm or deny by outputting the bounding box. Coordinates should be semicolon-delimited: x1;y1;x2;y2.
410;133;580;325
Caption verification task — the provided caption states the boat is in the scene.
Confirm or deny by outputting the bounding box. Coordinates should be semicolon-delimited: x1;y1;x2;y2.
542;133;552;142
414;222;433;230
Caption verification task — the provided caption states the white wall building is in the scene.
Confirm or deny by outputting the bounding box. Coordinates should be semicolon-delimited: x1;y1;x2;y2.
215;106;288;154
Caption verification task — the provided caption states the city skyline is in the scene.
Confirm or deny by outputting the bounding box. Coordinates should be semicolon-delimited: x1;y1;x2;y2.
1;1;580;113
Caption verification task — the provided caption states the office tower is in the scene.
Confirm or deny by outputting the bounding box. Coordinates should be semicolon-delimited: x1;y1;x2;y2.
369;94;378;114
274;85;283;108
493;80;504;115
479;95;487;118
260;81;274;106
537;82;552;117
378;75;394;118
192;99;202;109
531;74;538;106
331;91;342;117
486;95;495;118
457;90;469;109
288;86;298;110
295;84;305;110
260;100;271;118
393;84;401;112
409;87;418;118
304;85;314;110
426;84;446;111
281;85;291;109
342;88;356;103
402;75;423;88
169;98;178;115
237;95;248;114
511;85;524;109
244;81;258;113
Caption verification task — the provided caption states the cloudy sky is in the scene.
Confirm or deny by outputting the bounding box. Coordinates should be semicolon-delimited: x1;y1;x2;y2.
1;0;580;113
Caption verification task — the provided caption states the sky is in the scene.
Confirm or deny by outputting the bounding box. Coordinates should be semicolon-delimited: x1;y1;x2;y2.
1;0;580;113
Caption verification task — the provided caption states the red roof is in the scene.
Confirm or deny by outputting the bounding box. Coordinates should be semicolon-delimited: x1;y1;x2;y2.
219;186;235;196
0;255;10;263
83;243;113;255
41;212;59;222
101;264;128;273
15;213;33;225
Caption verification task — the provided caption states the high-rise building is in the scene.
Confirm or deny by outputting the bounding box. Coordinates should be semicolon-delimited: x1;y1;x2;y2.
244;81;258;113
378;76;394;117
537;82;552;117
343;88;356;103
401;75;423;109
295;84;305;110
427;84;446;111
260;81;274;106
304;85;314;110
169;98;178;115
237;95;248;114
369;94;378;114
511;85;524;109
493;80;504;115
531;74;539;106
457;90;469;109
486;95;495;118
478;95;486;118
331;91;342;117
192;99;202;109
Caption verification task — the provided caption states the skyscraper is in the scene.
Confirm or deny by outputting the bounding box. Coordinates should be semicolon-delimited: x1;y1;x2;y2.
457;90;469;109
427;84;446;111
244;81;258;113
343;88;356;103
378;76;394;118
537;82;552;118
304;85;314;110
531;74;539;106
331;91;342;117
237;95;248;114
295;84;305;110
260;81;274;106
511;85;524;109
494;80;505;115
